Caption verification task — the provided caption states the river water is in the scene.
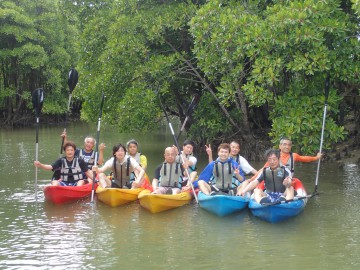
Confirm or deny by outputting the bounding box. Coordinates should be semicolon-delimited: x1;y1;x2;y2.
0;122;359;269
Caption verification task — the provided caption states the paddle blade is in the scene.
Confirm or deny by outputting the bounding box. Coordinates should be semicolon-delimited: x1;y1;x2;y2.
68;68;79;92
185;94;200;116
32;88;45;117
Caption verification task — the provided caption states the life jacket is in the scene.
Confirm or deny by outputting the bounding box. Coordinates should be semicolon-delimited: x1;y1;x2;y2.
280;152;294;175
112;157;132;188
176;152;197;173
60;157;85;183
211;159;239;190
129;153;141;182
263;166;287;193
159;162;183;188
78;149;96;169
232;155;240;164
131;152;141;165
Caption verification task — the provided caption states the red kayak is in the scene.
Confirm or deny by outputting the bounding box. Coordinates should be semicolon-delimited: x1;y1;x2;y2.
44;183;97;204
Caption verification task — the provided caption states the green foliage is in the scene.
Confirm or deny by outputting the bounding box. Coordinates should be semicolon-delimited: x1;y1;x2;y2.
190;0;358;153
0;0;80;124
77;0;201;132
269;83;347;153
351;0;360;14
188;92;233;143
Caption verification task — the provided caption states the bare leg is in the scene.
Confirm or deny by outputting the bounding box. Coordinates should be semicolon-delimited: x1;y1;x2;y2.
198;180;211;195
76;180;86;186
284;186;294;200
98;173;111;188
51;180;60;186
172;188;181;194
236;179;250;195
254;188;266;204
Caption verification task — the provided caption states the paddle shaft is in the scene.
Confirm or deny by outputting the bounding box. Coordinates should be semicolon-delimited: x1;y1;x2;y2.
159;97;199;203
176;94;200;140
91;93;105;203
314;76;330;194
261;194;313;206
176;116;189;141
32;88;44;201
60;93;73;155
35;116;40;200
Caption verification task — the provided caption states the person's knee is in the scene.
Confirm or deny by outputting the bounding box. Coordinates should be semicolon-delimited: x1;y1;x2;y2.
198;180;205;187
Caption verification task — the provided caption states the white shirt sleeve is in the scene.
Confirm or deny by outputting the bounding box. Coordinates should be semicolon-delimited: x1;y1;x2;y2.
188;156;197;167
102;157;115;171
239;156;255;174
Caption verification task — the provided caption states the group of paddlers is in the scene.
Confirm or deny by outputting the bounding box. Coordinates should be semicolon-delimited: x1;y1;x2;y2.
34;133;321;204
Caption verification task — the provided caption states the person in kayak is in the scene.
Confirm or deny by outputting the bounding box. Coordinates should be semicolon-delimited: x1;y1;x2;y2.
237;136;322;196
126;139;147;170
61;130;105;170
174;139;198;192
206;140;258;175
92;143;145;189
197;143;245;196
152;146;186;195
34;141;93;186
240;149;294;204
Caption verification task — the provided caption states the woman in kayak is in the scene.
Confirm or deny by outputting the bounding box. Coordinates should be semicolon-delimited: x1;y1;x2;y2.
93;143;145;189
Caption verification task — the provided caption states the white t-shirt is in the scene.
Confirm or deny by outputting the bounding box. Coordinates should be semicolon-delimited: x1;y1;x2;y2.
177;152;197;168
237;155;255;175
102;155;140;172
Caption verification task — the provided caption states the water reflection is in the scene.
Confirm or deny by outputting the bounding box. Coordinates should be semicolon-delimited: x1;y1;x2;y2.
1;124;360;269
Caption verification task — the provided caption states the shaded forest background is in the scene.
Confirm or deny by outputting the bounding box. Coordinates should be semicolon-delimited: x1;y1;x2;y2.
1;0;359;160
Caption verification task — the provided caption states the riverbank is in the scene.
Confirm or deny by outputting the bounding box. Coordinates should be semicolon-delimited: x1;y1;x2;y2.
327;111;360;167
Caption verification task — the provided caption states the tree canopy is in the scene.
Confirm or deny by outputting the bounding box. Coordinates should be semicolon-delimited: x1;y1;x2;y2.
0;0;79;125
1;0;359;157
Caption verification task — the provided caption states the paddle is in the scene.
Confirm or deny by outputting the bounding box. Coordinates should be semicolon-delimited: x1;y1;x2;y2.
158;97;199;204
91;93;105;203
177;94;200;140
261;194;314;206
32;88;45;200
60;68;79;155
314;75;330;195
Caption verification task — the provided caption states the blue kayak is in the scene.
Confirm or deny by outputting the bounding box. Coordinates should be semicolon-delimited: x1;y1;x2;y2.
198;191;249;216
248;178;308;223
249;197;307;223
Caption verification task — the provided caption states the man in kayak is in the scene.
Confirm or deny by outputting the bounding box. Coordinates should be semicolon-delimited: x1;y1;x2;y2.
175;139;198;192
237;136;322;196
152;146;186;195
197;143;245;196
241;149;294;204
34;141;93;186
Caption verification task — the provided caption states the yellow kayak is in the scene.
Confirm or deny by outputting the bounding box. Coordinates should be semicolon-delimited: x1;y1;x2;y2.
138;189;193;213
96;186;143;207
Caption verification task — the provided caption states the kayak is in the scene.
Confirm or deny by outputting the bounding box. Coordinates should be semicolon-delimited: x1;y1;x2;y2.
198;191;249;216
249;178;308;223
138;189;193;213
96;186;143;207
44;183;97;204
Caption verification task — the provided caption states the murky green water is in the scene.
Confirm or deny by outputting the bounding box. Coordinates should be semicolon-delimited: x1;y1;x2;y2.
0;123;359;269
